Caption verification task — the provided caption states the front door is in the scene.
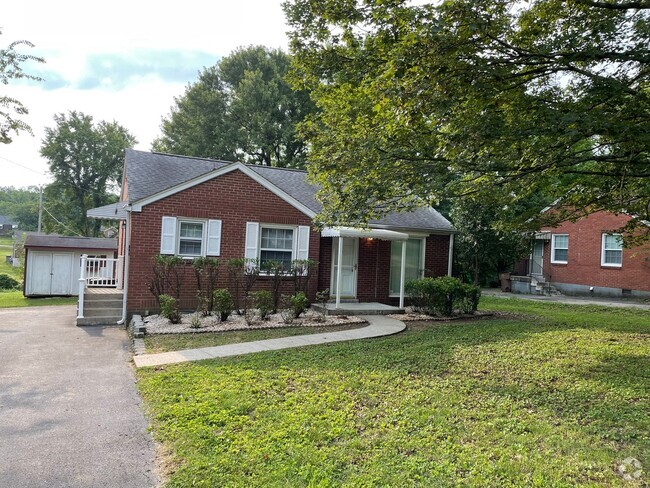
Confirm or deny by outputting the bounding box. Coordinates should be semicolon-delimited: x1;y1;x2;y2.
531;240;544;276
331;237;358;298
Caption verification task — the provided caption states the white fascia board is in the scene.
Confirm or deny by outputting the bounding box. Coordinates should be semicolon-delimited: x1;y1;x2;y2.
367;223;456;235
129;163;316;218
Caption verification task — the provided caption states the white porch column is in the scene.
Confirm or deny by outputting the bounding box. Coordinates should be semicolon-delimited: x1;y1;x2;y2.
77;254;87;319
399;240;407;309
335;237;343;309
447;233;454;276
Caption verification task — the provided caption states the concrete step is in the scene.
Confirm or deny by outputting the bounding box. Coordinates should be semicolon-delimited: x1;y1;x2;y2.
82;307;122;318
84;293;123;302
84;299;123;309
326;298;359;303
77;315;122;326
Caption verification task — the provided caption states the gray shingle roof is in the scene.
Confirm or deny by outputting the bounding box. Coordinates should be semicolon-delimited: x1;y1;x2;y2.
25;235;117;250
87;202;128;220
124;150;454;232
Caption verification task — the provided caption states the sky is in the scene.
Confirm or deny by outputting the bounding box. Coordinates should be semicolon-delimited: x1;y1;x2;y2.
1;0;290;188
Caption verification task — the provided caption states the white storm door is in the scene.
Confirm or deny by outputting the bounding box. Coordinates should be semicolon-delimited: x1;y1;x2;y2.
531;240;544;276
331;237;358;298
50;253;73;295
29;252;53;295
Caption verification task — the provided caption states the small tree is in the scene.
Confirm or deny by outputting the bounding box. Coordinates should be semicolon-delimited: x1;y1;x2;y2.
263;260;288;313
192;257;219;312
226;258;245;314
291;259;316;295
148;254;184;305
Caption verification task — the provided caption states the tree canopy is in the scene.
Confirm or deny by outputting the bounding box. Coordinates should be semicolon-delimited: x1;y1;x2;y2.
285;0;650;238
0;186;40;230
40;111;136;236
153;45;315;168
0;30;44;144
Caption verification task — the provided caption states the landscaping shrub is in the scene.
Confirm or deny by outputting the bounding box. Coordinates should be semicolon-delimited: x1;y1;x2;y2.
284;291;309;319
158;294;181;324
314;288;330;322
0;274;20;290
252;290;274;320
458;283;481;314
405;276;479;316
213;289;234;321
262;260;287;313
148;255;184;304
192;257;219;312
291;259;317;294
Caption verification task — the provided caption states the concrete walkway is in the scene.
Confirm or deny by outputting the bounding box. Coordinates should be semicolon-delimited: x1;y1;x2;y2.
482;289;650;310
134;315;406;368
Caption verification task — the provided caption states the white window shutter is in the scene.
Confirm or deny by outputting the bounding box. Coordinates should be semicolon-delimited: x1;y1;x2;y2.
160;216;177;254
206;220;222;256
245;222;259;260
296;225;310;261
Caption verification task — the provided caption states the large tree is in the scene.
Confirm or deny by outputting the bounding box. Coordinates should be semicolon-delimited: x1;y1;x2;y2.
40;111;136;236
153;46;315;168
0;186;40;230
0;30;44;144
285;0;650;238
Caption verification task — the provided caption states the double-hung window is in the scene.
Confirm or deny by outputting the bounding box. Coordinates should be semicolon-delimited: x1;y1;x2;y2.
551;234;568;264
178;221;204;257
389;238;425;295
260;227;294;269
601;233;623;267
160;216;222;257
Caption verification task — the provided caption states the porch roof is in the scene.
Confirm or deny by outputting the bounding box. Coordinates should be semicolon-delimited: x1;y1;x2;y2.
321;226;409;241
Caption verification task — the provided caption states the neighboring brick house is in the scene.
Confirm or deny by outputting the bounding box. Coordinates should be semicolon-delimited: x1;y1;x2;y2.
87;150;455;316
512;211;650;298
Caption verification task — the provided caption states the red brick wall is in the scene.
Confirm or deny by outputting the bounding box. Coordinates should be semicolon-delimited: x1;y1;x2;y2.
541;212;650;292
127;170;319;312
319;234;451;305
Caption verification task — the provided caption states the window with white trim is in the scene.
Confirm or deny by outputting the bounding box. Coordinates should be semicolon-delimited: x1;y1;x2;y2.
551;234;568;264
178;221;204;256
601;233;622;267
160;216;221;257
260;226;294;269
389;238;425;295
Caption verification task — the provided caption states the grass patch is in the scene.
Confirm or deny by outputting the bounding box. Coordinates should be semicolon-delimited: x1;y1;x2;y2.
137;296;649;486
143;324;368;354
0;236;22;283
0;290;77;308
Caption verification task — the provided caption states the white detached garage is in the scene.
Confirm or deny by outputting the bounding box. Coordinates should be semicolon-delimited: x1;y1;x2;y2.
24;235;117;297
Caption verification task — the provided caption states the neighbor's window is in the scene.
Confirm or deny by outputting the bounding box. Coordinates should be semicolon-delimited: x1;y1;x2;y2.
601;233;623;267
389;238;424;295
260;227;294;269
551;234;569;264
178;221;204;257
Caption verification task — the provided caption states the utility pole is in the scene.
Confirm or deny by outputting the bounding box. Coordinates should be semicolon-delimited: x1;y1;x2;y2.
37;186;43;234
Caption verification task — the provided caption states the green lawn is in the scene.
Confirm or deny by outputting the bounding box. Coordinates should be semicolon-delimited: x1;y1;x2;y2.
137;297;649;487
0;236;22;282
0;290;77;308
144;324;368;353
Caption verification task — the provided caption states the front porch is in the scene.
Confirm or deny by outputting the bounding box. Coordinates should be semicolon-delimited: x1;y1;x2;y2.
311;302;405;316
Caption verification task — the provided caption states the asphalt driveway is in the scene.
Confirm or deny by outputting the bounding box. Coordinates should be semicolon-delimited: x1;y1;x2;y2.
0;305;157;487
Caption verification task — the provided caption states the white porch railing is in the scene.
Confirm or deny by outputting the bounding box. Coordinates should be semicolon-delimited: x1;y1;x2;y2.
77;255;124;319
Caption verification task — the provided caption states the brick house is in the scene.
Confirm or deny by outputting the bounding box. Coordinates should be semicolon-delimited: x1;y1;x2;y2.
512;211;650;298
84;150;455;321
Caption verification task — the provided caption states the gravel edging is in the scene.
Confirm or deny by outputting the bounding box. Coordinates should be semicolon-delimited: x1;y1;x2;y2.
389;311;494;322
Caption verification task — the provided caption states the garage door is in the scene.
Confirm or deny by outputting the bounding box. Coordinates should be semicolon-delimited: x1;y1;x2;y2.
27;252;74;296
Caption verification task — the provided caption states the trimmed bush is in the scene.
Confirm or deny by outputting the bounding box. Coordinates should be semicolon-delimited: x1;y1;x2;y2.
213;289;234;322
458;283;481;314
253;290;274;320
288;291;309;319
158;294;181;324
405;276;480;316
0;274;20;290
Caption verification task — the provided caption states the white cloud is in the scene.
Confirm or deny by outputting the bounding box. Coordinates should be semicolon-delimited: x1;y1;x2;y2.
0;0;291;188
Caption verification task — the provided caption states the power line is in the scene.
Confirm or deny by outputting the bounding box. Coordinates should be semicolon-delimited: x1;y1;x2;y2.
41;206;84;237
0;155;48;176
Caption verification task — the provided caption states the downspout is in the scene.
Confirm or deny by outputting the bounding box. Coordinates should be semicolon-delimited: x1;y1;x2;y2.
447;233;454;277
117;209;131;325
